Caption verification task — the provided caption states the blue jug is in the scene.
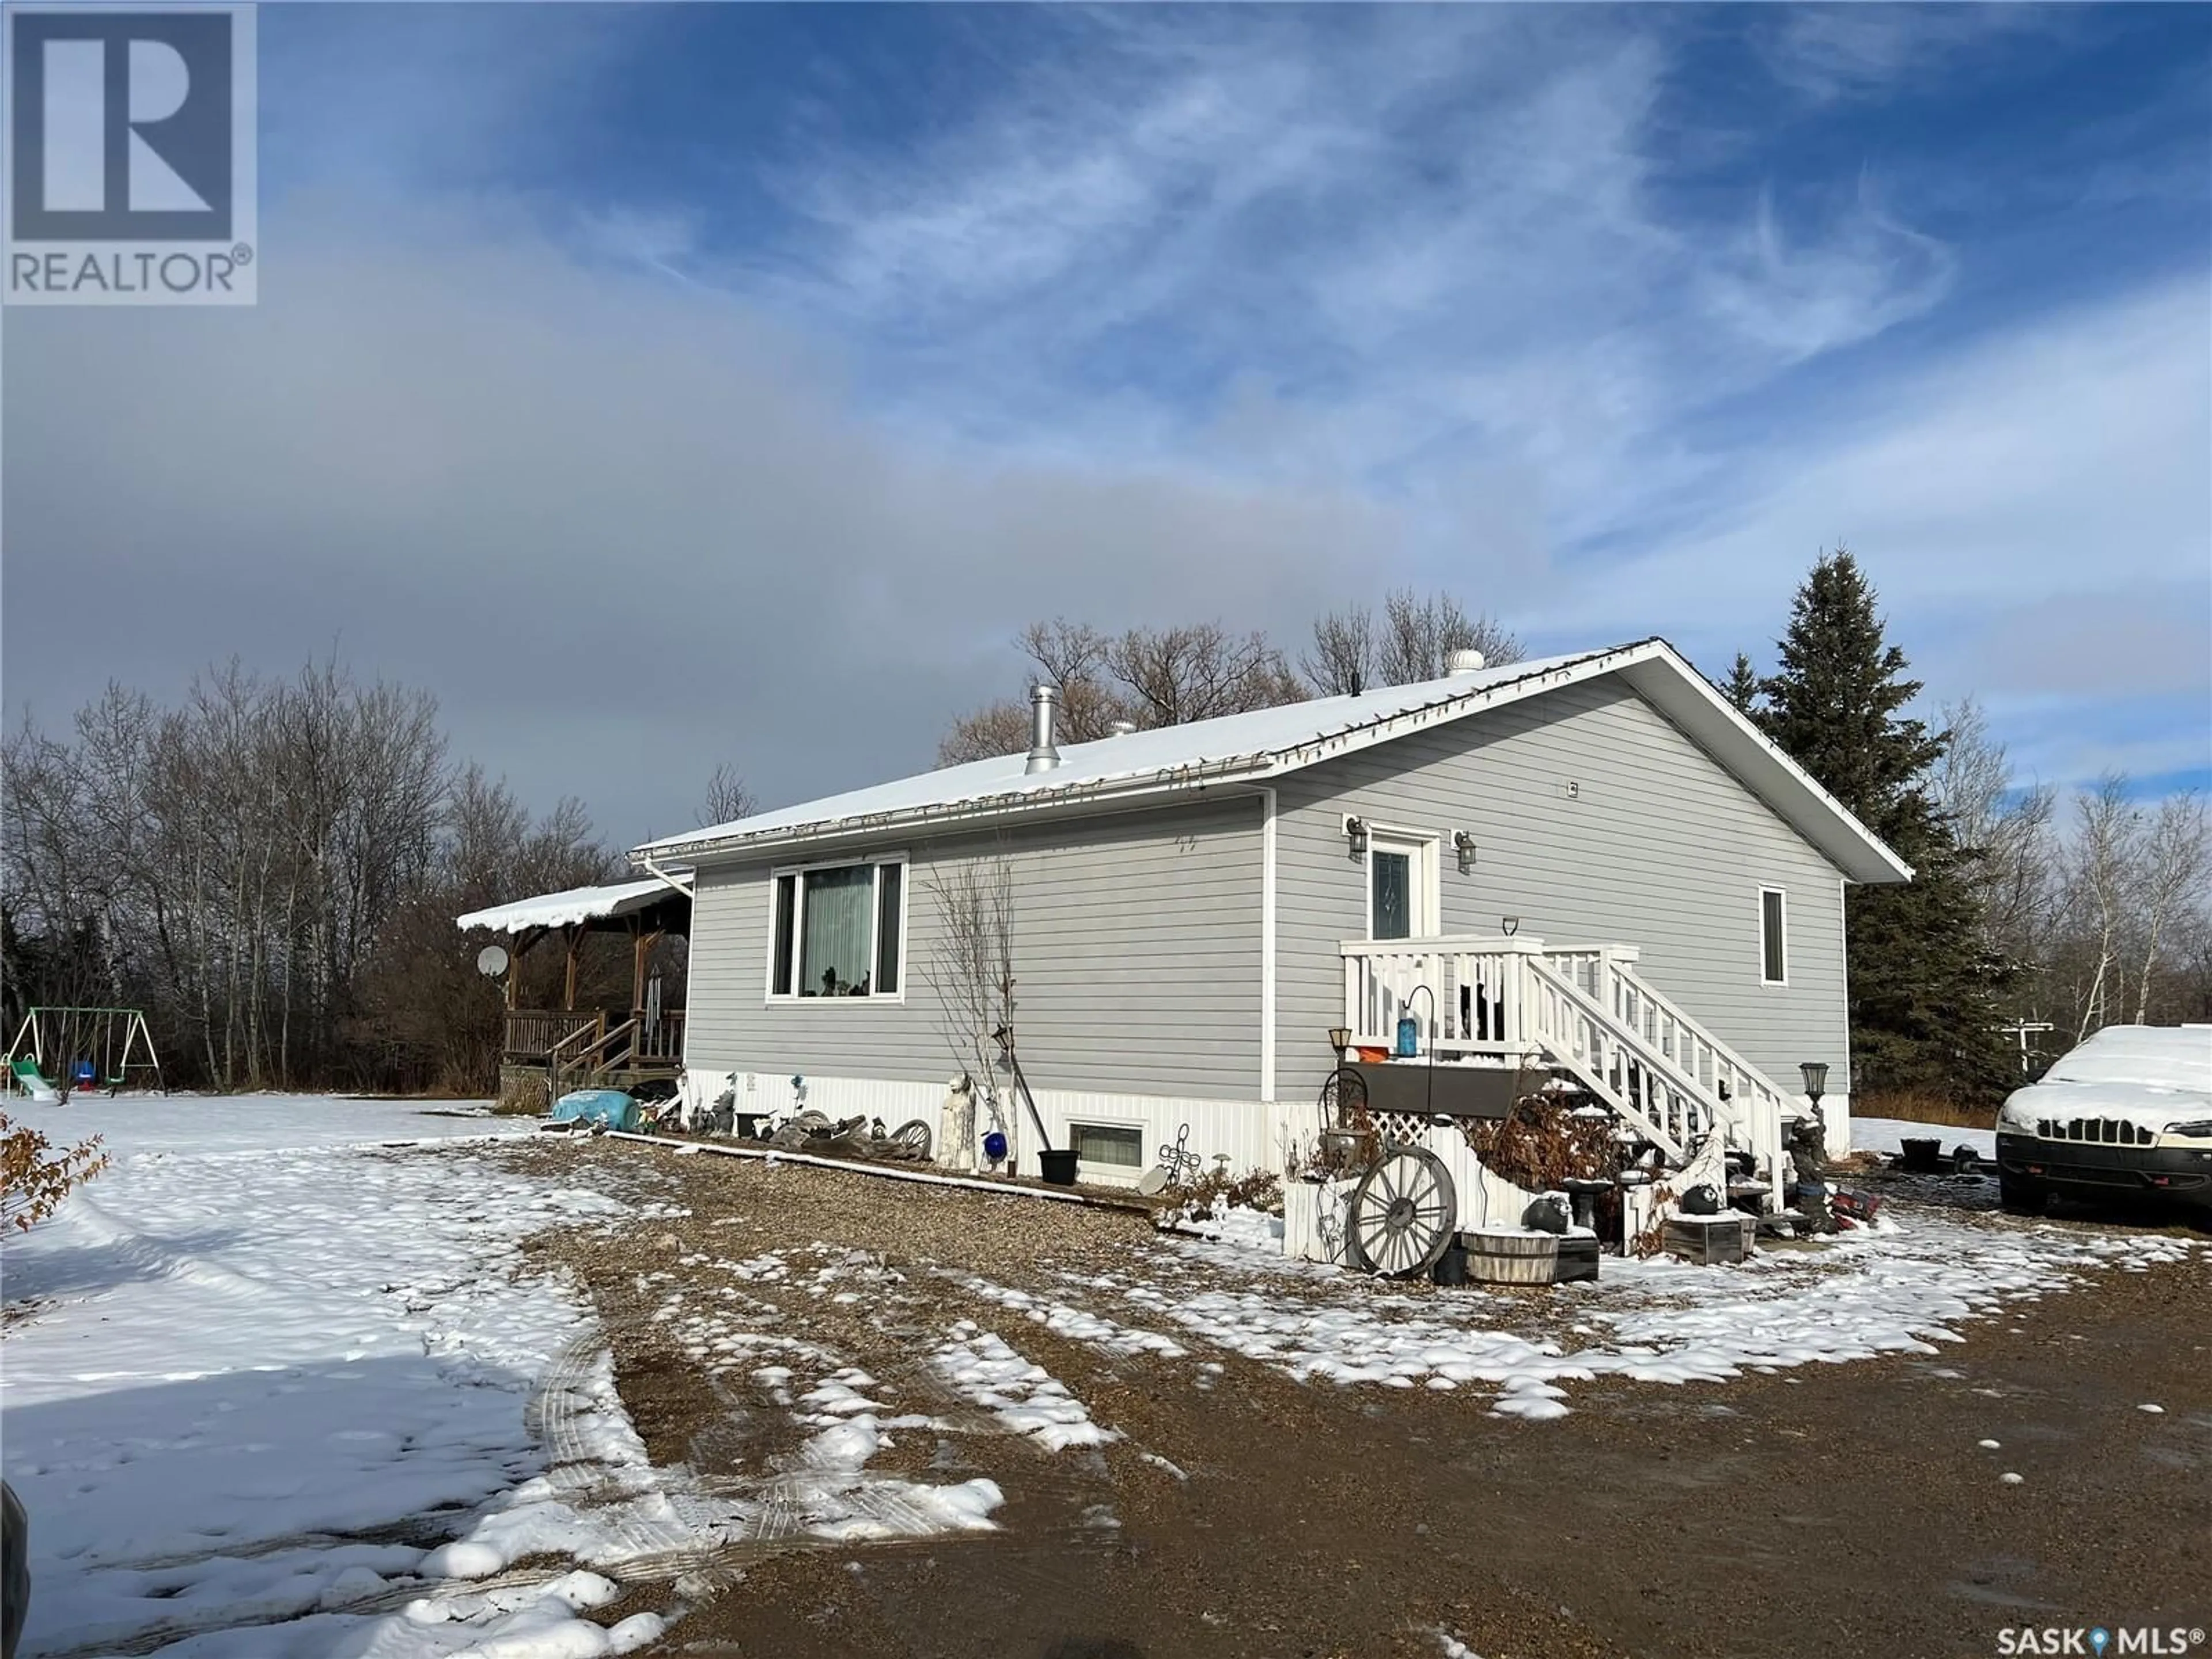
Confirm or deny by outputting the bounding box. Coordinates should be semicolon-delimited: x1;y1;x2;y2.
1395;1014;1419;1058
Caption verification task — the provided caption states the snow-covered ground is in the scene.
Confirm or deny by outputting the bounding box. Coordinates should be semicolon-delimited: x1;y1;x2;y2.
1;1097;669;1657
0;1097;1013;1659
1043;1209;2195;1422
1853;1115;1998;1159
7;1096;2195;1654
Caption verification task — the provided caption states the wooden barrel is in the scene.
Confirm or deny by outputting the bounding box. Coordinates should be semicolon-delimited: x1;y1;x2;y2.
1463;1228;1562;1285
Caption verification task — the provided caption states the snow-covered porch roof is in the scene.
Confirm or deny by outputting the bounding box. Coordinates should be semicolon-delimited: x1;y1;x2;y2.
456;874;692;937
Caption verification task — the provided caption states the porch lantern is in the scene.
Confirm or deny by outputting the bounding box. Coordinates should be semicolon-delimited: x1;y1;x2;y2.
1453;830;1478;873
1328;1025;1352;1061
1343;815;1369;857
1799;1061;1829;1109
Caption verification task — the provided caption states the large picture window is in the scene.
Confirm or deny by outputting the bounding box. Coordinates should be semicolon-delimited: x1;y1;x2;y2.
768;857;907;999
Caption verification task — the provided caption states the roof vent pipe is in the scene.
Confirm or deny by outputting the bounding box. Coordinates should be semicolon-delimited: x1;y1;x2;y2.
1106;719;1138;737
1025;684;1062;774
1446;649;1487;676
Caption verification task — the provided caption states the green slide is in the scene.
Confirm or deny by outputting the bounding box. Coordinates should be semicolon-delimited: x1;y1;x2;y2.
8;1057;60;1103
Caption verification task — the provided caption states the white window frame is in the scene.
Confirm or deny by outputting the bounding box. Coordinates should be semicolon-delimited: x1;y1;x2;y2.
1068;1118;1146;1179
1758;886;1789;987
1364;827;1440;942
764;851;910;1004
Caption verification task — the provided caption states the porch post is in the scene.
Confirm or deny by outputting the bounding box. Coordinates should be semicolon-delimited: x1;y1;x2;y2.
632;929;662;1017
563;926;581;1012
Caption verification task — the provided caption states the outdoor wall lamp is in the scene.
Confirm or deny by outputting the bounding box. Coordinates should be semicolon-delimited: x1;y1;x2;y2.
1452;830;1478;873
1343;815;1369;857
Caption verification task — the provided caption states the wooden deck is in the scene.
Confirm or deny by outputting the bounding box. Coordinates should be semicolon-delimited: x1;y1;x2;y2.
503;1006;685;1096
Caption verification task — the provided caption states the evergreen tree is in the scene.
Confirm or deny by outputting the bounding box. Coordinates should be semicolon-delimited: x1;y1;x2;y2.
1759;551;2013;1103
1722;653;1761;715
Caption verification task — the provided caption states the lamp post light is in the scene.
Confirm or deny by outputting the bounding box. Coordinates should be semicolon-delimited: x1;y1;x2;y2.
1328;1025;1352;1064
1799;1062;1829;1122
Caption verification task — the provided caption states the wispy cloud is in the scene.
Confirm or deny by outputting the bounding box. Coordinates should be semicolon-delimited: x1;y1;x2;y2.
5;5;2205;829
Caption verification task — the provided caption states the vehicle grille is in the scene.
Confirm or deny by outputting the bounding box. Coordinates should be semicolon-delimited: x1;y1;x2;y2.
2029;1117;2156;1146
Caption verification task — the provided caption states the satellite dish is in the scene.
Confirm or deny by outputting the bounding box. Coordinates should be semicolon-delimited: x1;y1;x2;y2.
476;944;510;979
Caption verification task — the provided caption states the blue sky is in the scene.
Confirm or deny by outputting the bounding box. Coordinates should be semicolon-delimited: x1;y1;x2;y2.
7;3;2208;838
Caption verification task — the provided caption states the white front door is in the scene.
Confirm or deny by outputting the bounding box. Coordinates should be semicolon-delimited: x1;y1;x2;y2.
1367;834;1434;941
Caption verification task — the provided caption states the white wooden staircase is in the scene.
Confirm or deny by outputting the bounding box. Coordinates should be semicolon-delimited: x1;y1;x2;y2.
1342;935;1796;1192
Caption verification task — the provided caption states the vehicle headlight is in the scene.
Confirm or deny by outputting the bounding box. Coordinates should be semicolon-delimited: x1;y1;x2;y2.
2162;1119;2212;1139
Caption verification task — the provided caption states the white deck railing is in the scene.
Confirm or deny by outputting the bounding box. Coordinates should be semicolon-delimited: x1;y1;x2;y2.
1340;935;1791;1186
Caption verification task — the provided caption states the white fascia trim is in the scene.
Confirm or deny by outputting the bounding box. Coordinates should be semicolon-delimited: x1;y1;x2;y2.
1260;785;1277;1105
634;639;1909;887
645;771;1273;869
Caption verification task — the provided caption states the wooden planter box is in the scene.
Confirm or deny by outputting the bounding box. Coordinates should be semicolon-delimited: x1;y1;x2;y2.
1662;1214;1755;1266
1463;1228;1600;1286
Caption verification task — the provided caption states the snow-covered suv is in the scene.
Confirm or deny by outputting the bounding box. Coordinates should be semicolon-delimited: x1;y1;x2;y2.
1994;1024;2212;1221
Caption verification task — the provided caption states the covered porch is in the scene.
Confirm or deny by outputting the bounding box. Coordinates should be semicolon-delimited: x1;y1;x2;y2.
457;874;692;1104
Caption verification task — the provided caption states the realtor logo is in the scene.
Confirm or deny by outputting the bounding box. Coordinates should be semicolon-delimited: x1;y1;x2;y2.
5;4;257;304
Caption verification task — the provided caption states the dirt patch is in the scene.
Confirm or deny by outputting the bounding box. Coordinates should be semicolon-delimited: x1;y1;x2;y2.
485;1135;2211;1659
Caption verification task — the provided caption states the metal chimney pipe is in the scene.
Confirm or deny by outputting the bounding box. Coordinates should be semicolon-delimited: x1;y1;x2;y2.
1025;684;1062;774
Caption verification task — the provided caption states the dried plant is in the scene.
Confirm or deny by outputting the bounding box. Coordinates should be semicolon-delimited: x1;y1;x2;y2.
1460;1094;1617;1194
925;847;1017;1142
1;1112;109;1233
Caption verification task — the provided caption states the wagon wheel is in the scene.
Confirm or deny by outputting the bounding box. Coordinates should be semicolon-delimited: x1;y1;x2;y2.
888;1119;932;1158
1319;1065;1370;1131
1343;1145;1457;1278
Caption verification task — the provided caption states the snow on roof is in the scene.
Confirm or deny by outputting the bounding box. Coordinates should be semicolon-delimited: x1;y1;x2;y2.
634;638;1912;884
455;874;691;935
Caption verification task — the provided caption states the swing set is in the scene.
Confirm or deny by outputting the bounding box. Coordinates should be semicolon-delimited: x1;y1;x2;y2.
3;1007;165;1100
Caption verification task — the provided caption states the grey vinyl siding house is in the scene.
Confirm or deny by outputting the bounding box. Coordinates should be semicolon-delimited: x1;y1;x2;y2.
685;797;1267;1104
1268;676;1850;1115
641;639;1907;1181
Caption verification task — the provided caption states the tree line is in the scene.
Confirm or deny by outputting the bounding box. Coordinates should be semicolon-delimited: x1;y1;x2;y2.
6;568;2199;1105
2;660;747;1096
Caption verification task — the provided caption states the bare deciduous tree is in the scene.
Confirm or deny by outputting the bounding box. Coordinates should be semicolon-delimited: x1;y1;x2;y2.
1111;623;1302;726
1934;696;2057;973
698;763;757;828
2133;792;2209;1024
923;850;1017;1161
1303;590;1522;695
4;658;616;1095
938;617;1304;763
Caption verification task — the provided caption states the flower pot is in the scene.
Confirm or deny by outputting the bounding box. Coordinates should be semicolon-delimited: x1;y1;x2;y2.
1039;1148;1080;1186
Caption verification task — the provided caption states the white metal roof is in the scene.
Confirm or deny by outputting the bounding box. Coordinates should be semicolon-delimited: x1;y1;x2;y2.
634;638;1913;884
455;873;692;935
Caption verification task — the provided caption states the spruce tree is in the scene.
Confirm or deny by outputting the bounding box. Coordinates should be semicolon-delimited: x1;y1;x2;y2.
1759;551;2013;1104
1722;653;1761;715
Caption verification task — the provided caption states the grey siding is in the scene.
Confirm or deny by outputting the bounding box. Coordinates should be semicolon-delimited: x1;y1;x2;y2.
1273;679;1852;1107
686;795;1266;1100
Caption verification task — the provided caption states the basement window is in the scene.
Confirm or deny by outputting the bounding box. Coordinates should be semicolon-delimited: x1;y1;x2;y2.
1070;1122;1143;1170
767;856;907;999
1759;888;1787;986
